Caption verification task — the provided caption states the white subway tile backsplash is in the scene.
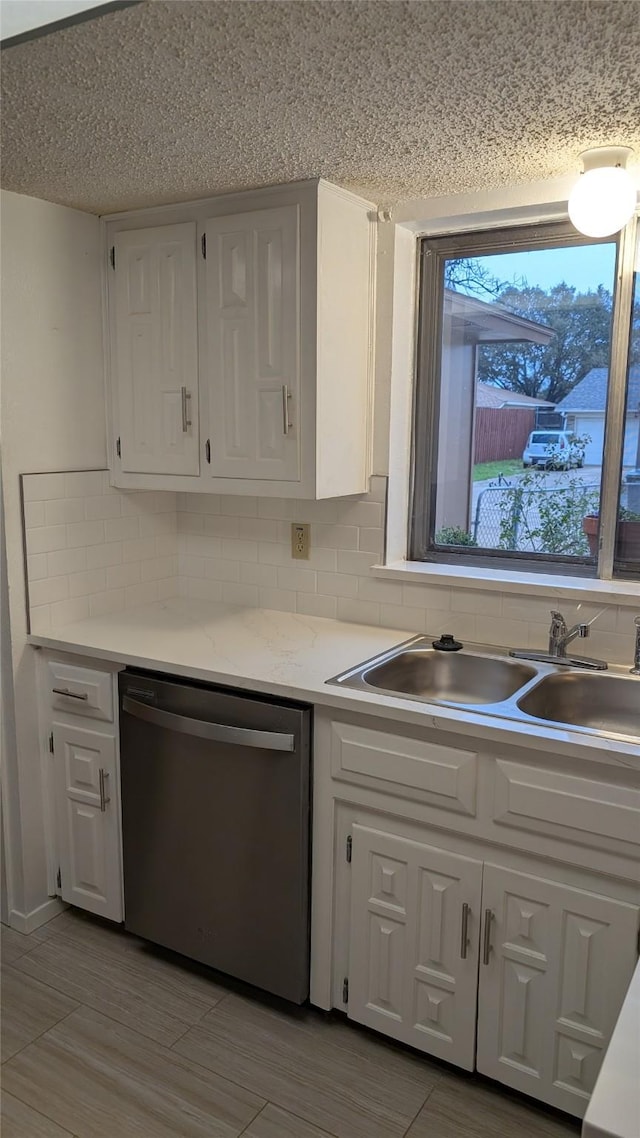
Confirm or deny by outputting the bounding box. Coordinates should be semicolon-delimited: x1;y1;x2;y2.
84;494;122;520
24;501;46;528
45;498;85;526
21;470;634;671
67;520;105;548
26;525;67;555
64;471;105;498
22;472;67;501
69;568;107;598
296;593;338;620
29;575;69;607
258;587;296;613
277;566;317;593
85;543;123;570
222;582;259;607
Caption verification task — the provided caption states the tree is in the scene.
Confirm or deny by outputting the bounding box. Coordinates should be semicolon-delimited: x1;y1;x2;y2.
477;282;613;404
444;258;504;299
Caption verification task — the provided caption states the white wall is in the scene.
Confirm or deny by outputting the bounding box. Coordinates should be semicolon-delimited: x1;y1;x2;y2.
0;190;105;926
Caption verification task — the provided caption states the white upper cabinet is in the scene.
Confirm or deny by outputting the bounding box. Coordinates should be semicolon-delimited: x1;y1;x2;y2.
205;205;300;483
105;180;375;498
109;223;200;476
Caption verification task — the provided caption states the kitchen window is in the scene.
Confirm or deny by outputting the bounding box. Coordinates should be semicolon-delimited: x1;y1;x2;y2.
410;217;640;579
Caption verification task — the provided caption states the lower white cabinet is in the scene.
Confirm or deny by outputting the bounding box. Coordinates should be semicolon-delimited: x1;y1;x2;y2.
477;864;640;1115
52;721;123;923
348;824;482;1069
338;809;639;1118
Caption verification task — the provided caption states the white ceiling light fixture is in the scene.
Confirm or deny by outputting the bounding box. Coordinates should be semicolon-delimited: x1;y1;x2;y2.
568;146;637;239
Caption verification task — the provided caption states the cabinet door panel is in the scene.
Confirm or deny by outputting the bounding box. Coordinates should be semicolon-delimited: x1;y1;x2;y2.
206;206;300;481
477;863;639;1117
53;722;122;922
112;223;199;476
348;824;482;1069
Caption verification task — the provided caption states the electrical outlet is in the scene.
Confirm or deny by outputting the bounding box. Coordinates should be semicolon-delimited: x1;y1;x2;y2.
291;523;310;560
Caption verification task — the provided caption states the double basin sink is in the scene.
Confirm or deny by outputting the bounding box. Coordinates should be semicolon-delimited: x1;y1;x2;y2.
330;637;640;743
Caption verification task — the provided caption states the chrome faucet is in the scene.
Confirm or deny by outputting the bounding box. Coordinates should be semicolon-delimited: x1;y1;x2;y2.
548;610;589;658
631;616;640;675
510;609;608;670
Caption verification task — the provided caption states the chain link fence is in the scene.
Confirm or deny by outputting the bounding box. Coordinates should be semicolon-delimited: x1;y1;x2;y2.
472;481;604;553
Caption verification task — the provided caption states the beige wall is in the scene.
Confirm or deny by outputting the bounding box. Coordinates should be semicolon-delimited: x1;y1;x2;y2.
0;190;105;923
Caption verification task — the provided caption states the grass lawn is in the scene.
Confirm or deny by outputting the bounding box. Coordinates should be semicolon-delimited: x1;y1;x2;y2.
473;459;523;483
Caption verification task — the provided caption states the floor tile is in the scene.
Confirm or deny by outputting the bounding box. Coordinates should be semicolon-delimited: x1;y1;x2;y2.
13;915;228;1046
1;924;34;966
405;1070;581;1137
0;1091;75;1137
2;1004;264;1138
174;994;439;1138
1;966;78;1063
243;1103;338;1138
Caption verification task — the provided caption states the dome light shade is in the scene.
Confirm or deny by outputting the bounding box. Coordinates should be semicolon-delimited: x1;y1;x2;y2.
568;146;636;238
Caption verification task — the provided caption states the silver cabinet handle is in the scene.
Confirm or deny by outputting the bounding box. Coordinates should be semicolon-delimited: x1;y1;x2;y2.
181;386;192;432
460;901;471;959
482;908;494;965
122;695;295;752
99;769;110;812
282;385;292;435
52;687;88;701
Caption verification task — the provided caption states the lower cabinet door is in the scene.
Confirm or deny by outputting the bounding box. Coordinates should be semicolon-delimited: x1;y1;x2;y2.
53;721;123;922
347;823;483;1069
476;863;640;1117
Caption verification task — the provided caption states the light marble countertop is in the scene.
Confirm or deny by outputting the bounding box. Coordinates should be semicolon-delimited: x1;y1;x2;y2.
582;957;640;1138
29;597;640;768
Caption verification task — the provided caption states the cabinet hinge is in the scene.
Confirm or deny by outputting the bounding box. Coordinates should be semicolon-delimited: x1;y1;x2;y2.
109;246;116;270
116;437;121;458
346;834;352;863
342;977;349;1003
201;233;207;260
205;439;211;464
56;867;62;890
48;731;54;754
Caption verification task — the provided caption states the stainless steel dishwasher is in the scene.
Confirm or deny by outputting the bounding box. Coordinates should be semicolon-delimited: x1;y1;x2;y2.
118;669;311;1004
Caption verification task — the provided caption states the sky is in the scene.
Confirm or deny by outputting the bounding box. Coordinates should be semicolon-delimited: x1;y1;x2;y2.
453;241;618;296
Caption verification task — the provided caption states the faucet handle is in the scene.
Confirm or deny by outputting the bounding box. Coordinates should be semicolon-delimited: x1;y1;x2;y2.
550;610;566;629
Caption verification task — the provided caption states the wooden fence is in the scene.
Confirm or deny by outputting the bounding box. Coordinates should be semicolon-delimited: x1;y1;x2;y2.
474;407;535;464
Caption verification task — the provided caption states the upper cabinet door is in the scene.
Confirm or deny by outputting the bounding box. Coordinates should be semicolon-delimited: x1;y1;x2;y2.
111;223;200;476
205;206;300;482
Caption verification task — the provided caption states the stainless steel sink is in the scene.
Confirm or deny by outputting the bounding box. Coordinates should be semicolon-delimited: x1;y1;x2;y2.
517;671;640;738
328;635;640;743
361;648;536;705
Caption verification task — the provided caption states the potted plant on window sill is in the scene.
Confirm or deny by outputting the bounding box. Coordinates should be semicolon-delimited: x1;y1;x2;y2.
582;507;640;559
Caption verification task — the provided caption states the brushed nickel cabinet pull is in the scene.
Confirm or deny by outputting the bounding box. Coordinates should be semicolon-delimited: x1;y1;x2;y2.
282;385;292;435
460;901;471;959
181;387;192;432
52;687;88;701
482;908;494;965
99;769;110;812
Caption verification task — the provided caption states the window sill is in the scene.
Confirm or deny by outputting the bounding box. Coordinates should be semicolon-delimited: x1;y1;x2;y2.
371;560;640;608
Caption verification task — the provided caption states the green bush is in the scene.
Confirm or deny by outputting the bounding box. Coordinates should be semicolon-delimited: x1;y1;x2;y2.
435;526;478;547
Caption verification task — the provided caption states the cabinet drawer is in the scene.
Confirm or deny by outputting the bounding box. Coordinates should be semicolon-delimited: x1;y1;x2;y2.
47;660;114;722
330;720;477;815
493;759;640;851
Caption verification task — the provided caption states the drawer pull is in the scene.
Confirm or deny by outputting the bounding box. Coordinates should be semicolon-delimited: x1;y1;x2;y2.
52;687;88;701
181;386;192;433
99;769;110;812
482;908;494;965
460;901;471;959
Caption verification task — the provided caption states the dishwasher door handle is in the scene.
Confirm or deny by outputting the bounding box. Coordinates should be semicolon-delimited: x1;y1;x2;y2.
122;695;296;752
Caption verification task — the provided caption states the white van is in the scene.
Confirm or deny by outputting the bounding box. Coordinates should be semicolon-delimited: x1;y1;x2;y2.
522;430;585;470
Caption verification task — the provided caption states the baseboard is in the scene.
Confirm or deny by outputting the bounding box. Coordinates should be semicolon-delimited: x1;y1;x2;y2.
9;896;66;934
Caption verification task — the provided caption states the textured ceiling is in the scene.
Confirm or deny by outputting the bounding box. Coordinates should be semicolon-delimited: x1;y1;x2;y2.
2;0;640;214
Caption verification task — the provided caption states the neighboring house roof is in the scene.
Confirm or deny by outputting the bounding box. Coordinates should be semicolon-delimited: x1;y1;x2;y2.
558;366;640;413
445;289;555;346
476;383;554;409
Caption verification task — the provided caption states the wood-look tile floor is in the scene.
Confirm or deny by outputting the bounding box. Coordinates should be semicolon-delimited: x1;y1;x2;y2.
1;912;581;1138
